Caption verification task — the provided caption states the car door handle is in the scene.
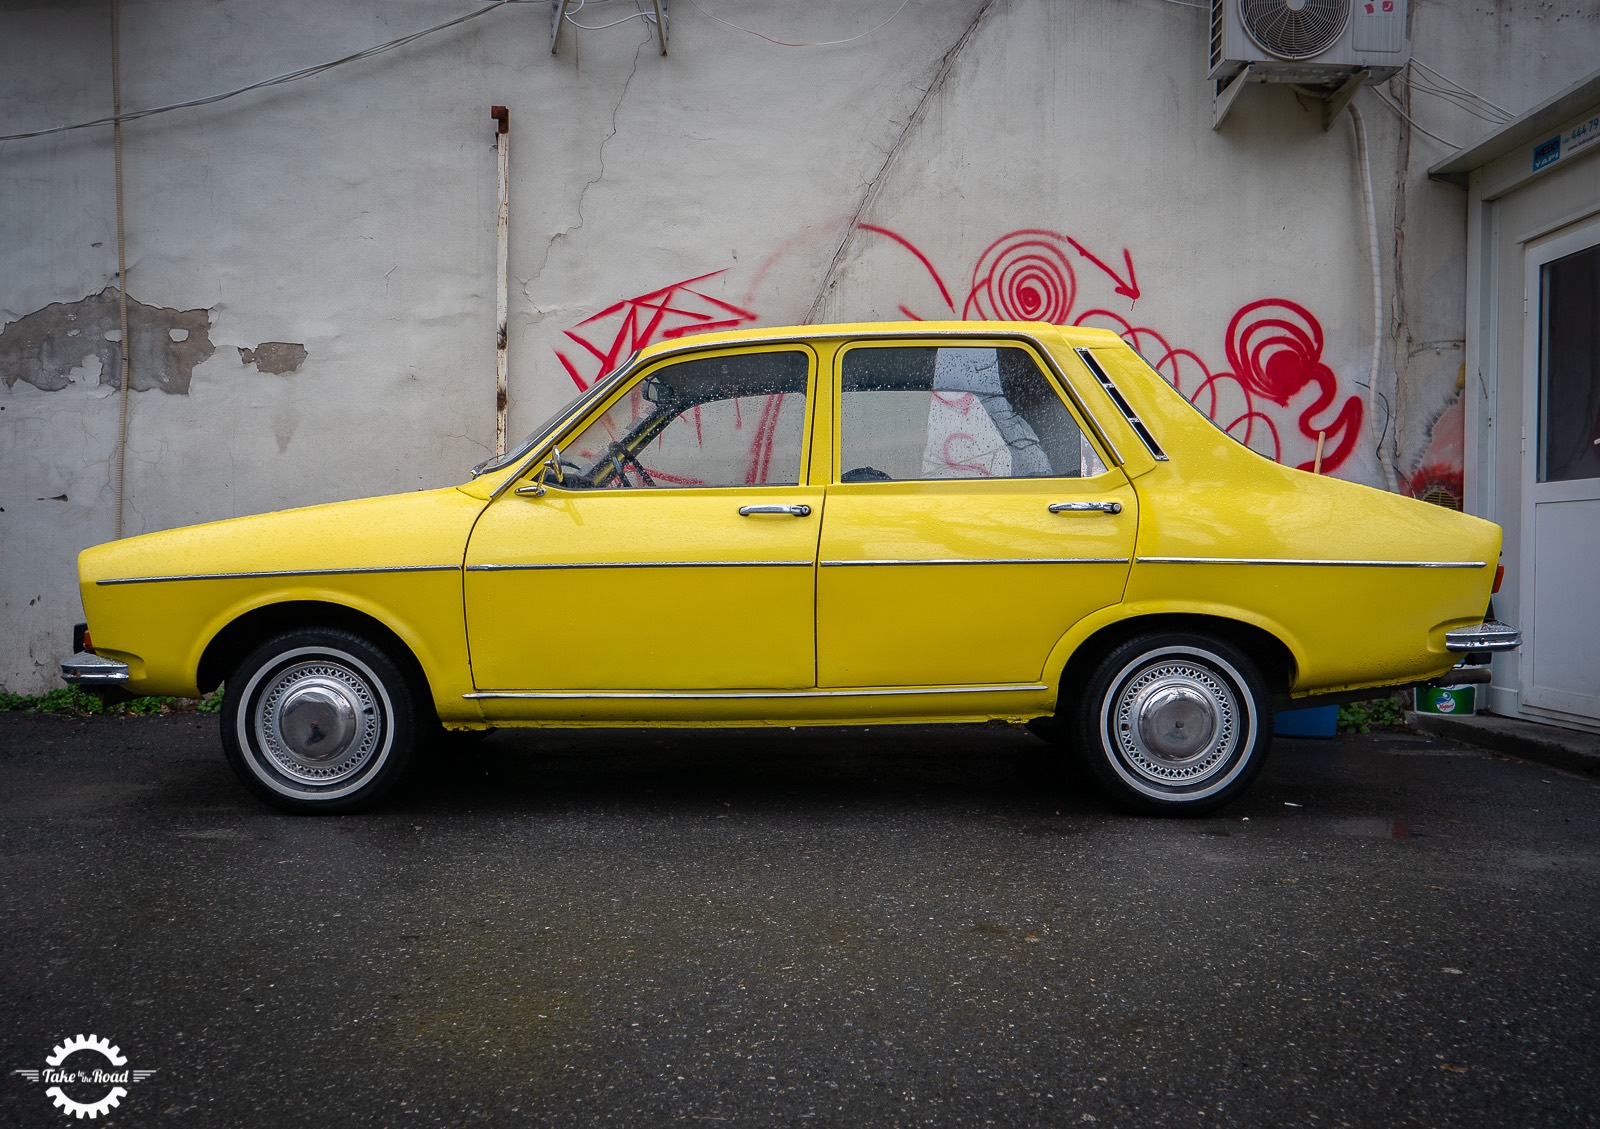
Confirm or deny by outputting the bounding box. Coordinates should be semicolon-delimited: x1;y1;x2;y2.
1049;501;1122;515
739;504;812;517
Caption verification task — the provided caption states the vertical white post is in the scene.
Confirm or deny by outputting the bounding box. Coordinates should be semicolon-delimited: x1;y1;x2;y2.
492;106;510;457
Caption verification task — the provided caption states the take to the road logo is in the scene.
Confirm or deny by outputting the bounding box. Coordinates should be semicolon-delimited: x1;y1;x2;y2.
12;1034;156;1119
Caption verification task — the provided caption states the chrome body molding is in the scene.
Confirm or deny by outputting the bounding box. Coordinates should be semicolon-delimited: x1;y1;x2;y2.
465;683;1049;701
1444;620;1522;653
467;560;812;572
97;564;460;586
1136;557;1487;569
61;652;129;685
820;557;1129;568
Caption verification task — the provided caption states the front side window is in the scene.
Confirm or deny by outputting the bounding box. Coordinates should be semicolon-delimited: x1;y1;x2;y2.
556;350;810;489
838;345;1105;482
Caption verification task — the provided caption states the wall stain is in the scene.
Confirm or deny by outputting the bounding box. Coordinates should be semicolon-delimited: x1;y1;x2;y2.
0;287;214;395
239;342;308;375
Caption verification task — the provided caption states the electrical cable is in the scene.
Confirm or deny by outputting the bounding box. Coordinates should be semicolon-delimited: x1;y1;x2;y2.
0;2;511;144
1369;87;1459;149
1410;57;1513;118
683;0;911;48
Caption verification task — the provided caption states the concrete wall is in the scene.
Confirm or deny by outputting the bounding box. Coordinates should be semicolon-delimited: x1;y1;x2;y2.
2;0;1596;692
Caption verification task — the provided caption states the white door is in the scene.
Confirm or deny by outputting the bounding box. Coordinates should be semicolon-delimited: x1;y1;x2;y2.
1520;217;1600;724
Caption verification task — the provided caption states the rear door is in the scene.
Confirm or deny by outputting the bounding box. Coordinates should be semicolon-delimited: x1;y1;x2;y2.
815;340;1136;689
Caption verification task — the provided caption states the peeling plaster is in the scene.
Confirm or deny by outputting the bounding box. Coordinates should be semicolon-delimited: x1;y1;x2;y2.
0;287;215;395
239;342;308;375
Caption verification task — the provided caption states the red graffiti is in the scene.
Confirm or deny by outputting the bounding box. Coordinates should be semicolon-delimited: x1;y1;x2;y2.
1065;237;1141;303
964;230;1078;323
555;270;758;390
1221;299;1362;472
859;224;1363;474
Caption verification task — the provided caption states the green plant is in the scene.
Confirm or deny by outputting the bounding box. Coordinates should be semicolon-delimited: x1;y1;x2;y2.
1337;694;1406;734
198;686;225;714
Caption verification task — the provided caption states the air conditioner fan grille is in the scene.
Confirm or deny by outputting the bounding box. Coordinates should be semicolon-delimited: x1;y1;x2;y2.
1239;0;1349;60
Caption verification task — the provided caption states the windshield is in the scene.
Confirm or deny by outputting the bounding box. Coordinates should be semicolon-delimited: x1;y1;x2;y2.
470;353;640;477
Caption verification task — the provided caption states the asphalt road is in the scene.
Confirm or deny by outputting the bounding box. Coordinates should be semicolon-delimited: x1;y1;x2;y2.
1;714;1596;1128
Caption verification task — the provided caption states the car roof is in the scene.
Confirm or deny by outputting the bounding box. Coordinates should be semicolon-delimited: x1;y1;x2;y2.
632;320;1128;360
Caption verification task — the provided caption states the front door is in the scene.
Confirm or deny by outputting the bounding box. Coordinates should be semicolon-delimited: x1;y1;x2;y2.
816;340;1136;688
465;346;821;691
1520;218;1600;724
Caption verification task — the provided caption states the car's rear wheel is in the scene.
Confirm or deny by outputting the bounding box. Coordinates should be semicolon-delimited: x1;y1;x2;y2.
1073;632;1272;815
221;629;419;814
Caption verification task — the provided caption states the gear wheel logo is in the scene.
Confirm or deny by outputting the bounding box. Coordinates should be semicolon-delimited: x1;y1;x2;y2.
11;1034;156;1119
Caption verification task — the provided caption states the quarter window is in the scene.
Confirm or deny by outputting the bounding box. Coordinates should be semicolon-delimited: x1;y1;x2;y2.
839;345;1105;482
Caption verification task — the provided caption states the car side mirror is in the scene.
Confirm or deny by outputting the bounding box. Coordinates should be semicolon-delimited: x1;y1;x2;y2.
514;445;567;497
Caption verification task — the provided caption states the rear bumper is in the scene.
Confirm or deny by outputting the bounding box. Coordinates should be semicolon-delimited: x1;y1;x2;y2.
61;652;130;686
1445;620;1521;654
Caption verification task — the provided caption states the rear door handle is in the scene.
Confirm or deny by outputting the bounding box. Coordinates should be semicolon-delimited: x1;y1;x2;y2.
739;504;812;517
1049;501;1122;515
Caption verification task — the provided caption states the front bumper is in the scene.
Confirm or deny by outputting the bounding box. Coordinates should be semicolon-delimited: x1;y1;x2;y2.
61;652;130;686
1444;620;1521;654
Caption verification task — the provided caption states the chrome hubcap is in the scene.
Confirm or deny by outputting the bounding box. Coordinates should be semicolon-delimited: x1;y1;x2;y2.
1109;657;1239;787
254;660;382;785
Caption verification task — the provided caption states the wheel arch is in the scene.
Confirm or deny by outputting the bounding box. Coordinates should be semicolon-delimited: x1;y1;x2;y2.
1051;611;1298;715
198;601;434;713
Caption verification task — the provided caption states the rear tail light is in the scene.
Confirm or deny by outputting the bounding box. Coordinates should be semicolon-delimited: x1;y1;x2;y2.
1493;564;1505;594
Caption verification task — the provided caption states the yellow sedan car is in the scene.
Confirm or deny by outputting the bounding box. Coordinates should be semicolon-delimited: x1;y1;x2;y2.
62;322;1518;814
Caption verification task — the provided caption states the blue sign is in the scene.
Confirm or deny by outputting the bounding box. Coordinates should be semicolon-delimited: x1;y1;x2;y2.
1533;134;1562;172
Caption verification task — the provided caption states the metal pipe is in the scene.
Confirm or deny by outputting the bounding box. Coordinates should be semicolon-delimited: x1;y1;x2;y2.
111;0;132;538
492;105;509;457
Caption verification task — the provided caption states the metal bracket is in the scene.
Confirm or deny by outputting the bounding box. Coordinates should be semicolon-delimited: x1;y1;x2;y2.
1211;65;1251;130
553;0;667;55
1321;69;1371;130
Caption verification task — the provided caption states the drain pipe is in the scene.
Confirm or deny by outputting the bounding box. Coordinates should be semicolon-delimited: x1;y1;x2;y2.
111;0;133;537
491;106;510;456
1349;102;1398;492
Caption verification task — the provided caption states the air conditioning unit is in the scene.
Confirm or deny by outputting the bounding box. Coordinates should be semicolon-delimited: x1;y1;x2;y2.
1209;0;1409;127
1211;0;1410;85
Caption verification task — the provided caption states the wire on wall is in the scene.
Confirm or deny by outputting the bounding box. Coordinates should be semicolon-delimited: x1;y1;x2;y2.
0;2;513;144
683;0;910;48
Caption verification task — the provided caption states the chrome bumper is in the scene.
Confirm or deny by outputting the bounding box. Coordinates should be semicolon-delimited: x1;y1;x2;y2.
61;652;130;686
1444;620;1521;653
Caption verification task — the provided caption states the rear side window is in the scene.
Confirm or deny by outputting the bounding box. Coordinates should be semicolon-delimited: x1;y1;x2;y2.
838;345;1105;482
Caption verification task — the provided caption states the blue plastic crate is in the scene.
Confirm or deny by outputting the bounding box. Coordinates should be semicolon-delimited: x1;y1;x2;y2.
1274;704;1338;739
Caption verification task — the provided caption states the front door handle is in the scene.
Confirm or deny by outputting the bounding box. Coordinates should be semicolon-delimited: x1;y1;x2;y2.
1049;501;1122;515
739;504;812;517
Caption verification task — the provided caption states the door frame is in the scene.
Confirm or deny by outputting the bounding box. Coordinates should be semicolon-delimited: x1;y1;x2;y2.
1518;214;1600;726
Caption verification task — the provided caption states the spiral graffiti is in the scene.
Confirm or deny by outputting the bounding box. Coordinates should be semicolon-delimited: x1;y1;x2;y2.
1222;299;1362;472
963;230;1077;323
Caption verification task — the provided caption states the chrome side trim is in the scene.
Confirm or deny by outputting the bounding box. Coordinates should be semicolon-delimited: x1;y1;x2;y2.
1445;620;1522;652
465;682;1049;701
1136;557;1486;568
820;557;1129;567
61;652;129;685
97;564;460;586
467;560;812;572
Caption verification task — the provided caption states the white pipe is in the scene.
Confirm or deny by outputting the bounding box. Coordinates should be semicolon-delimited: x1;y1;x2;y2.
493;107;510;457
111;0;133;537
1349;102;1398;492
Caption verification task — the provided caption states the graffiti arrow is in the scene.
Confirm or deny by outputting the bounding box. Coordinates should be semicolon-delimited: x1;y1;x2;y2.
1066;238;1140;303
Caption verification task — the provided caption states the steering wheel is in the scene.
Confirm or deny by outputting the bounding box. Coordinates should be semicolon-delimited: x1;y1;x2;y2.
608;443;657;488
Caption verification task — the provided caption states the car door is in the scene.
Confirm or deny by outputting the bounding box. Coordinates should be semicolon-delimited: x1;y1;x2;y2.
816;340;1137;688
464;345;822;691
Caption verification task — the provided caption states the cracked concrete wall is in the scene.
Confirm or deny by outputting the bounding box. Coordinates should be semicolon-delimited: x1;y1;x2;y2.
1;0;1594;691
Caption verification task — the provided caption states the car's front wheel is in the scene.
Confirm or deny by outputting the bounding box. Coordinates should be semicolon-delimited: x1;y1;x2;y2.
221;629;419;814
1073;632;1273;815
